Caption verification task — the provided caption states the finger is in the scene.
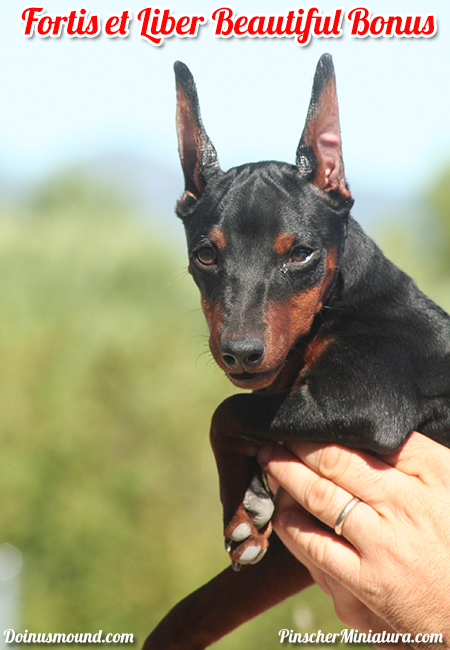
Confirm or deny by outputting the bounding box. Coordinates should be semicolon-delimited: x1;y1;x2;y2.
273;522;381;633
274;484;315;522
302;568;388;633
273;500;413;640
273;504;362;589
282;440;414;513
273;510;405;640
384;431;450;488
264;444;379;547
269;495;335;599
266;473;279;495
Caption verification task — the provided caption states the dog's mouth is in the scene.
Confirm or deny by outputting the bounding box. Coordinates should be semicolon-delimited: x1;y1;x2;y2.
227;364;283;390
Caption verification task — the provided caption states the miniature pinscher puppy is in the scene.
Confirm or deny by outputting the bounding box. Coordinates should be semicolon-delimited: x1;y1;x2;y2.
144;55;450;649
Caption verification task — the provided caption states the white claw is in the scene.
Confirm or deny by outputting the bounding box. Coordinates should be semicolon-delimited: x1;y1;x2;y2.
250;547;268;564
230;523;252;542
244;489;275;528
239;546;262;564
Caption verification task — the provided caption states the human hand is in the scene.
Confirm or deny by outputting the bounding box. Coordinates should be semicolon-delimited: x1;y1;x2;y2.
258;432;450;648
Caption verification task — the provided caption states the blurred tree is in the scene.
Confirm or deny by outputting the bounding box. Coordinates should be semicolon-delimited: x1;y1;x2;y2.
1;162;449;648
29;172;130;219
0;171;343;648
377;165;450;314
428;165;450;271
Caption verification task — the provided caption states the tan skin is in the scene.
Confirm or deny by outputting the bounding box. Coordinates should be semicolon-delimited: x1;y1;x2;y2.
258;432;450;649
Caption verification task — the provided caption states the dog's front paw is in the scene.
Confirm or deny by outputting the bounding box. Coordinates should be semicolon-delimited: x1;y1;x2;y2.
224;475;274;570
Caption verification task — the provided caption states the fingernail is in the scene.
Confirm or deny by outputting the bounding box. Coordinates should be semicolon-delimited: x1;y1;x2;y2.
257;442;274;467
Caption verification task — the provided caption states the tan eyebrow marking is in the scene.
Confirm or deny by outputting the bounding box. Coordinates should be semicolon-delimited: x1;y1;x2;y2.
208;228;227;249
273;233;296;255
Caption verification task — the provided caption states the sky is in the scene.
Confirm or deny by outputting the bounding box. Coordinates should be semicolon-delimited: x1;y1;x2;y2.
0;0;449;221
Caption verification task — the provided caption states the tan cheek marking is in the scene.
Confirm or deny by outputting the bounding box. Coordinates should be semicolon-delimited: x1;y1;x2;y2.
273;233;296;255
208;228;226;249
201;297;223;363
263;248;339;364
262;301;291;370
285;286;323;342
284;247;338;341
319;247;338;307
302;335;336;371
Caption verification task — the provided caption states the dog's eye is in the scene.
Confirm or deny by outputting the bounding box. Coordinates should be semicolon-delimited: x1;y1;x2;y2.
290;246;314;263
195;247;217;266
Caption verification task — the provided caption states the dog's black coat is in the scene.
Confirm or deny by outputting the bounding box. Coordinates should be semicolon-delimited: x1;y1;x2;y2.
179;159;450;453
145;55;450;650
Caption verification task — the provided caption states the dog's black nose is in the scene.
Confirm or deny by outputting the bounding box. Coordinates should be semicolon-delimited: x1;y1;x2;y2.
220;338;265;371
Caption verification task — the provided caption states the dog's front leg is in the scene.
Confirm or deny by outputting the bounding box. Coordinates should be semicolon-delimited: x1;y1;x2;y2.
209;393;286;568
143;534;312;650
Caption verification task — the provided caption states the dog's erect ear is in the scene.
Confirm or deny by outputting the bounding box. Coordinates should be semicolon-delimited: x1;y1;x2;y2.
174;61;220;200
296;54;350;198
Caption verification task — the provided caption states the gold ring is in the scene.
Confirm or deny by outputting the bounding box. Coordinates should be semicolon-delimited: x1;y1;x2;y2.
334;497;361;536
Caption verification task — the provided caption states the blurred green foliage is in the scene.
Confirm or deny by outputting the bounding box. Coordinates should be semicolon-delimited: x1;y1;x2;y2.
0;165;449;648
377;166;450;313
429;166;450;250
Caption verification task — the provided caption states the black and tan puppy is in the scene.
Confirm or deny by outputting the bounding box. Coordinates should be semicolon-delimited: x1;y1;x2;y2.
145;55;450;649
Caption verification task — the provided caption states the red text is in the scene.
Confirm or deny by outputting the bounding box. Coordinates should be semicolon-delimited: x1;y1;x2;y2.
211;7;343;45
22;6;100;37
347;7;436;38
137;7;206;46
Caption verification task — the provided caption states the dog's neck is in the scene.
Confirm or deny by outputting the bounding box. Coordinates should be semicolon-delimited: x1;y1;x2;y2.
328;216;398;311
